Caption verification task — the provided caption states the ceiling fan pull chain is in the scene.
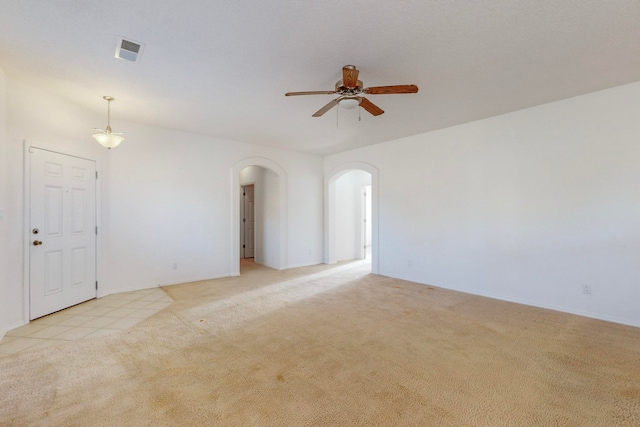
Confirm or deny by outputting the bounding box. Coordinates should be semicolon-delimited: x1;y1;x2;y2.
359;106;362;122
336;106;339;129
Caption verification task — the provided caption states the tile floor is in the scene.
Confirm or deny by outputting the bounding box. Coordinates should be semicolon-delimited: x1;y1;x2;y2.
0;287;173;357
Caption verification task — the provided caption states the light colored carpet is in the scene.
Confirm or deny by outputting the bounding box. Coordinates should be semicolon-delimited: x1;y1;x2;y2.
1;259;639;426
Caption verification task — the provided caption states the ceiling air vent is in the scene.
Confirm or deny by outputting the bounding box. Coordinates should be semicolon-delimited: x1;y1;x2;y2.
115;37;144;62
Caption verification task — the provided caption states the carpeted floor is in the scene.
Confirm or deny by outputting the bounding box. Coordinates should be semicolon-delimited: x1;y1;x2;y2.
1;259;639;426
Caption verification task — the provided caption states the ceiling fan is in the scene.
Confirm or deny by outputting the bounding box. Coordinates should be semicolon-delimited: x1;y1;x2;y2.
285;65;418;117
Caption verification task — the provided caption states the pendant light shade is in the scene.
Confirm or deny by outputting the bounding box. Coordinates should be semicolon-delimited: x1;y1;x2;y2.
92;132;124;149
339;98;360;109
92;96;124;149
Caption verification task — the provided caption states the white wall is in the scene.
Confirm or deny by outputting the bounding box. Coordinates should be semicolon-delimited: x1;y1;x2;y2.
325;81;640;327
105;121;322;293
261;168;280;269
1;78;324;337
0;66;9;337
364;185;372;248
239;165;262;184
335;172;358;261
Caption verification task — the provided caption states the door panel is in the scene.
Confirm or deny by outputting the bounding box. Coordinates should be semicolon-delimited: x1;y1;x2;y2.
44;250;63;295
45;185;63;236
71;188;87;234
71;247;88;287
243;185;255;258
30;148;97;319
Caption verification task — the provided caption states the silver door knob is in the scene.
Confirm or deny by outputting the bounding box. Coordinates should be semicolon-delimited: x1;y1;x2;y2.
33;240;43;246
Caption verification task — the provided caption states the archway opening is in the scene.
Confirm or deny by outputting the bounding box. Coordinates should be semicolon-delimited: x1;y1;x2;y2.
334;170;372;266
231;158;287;276
325;162;379;274
239;165;281;272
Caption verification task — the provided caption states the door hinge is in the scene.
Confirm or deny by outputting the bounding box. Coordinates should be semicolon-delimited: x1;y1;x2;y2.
243;244;245;248
95;281;98;290
243;218;246;222
243;192;246;196
95;226;98;235
96;171;98;179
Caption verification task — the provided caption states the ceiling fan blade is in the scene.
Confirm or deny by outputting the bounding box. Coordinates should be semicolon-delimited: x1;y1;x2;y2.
312;98;341;117
342;65;360;89
285;90;336;96
358;97;384;116
363;85;419;95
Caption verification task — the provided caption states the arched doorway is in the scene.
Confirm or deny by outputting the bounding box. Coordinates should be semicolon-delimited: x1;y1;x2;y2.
231;158;287;276
325;162;379;274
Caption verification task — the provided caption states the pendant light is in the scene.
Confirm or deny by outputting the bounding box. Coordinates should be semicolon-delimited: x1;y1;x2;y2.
92;96;124;149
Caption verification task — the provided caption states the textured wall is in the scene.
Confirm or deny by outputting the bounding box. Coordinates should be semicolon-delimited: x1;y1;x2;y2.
325;81;640;327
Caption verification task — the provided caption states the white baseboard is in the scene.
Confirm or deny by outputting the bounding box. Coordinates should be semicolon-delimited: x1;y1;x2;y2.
158;273;231;288
424;281;640;329
101;274;234;298
1;319;30;339
483;292;640;329
284;261;323;270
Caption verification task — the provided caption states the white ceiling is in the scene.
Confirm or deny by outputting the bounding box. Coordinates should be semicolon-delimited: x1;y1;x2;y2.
1;1;639;155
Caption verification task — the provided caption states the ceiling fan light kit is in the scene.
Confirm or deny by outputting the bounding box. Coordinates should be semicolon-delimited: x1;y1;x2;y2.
339;98;360;109
92;96;124;149
285;65;418;118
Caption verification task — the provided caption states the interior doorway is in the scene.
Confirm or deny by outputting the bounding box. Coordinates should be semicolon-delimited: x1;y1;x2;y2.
325;162;379;274
334;170;372;265
241;184;255;258
236;162;286;274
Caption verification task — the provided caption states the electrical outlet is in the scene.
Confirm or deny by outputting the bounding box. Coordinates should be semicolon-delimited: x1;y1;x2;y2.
582;284;592;295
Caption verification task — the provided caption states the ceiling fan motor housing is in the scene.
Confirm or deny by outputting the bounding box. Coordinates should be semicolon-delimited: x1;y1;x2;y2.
335;80;364;94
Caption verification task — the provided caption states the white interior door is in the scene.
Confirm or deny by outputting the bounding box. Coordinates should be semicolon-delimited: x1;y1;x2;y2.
243;185;255;258
29;148;97;319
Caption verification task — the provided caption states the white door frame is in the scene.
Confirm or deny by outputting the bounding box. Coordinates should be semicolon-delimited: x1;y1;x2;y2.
22;141;102;324
231;157;287;275
325;162;379;274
